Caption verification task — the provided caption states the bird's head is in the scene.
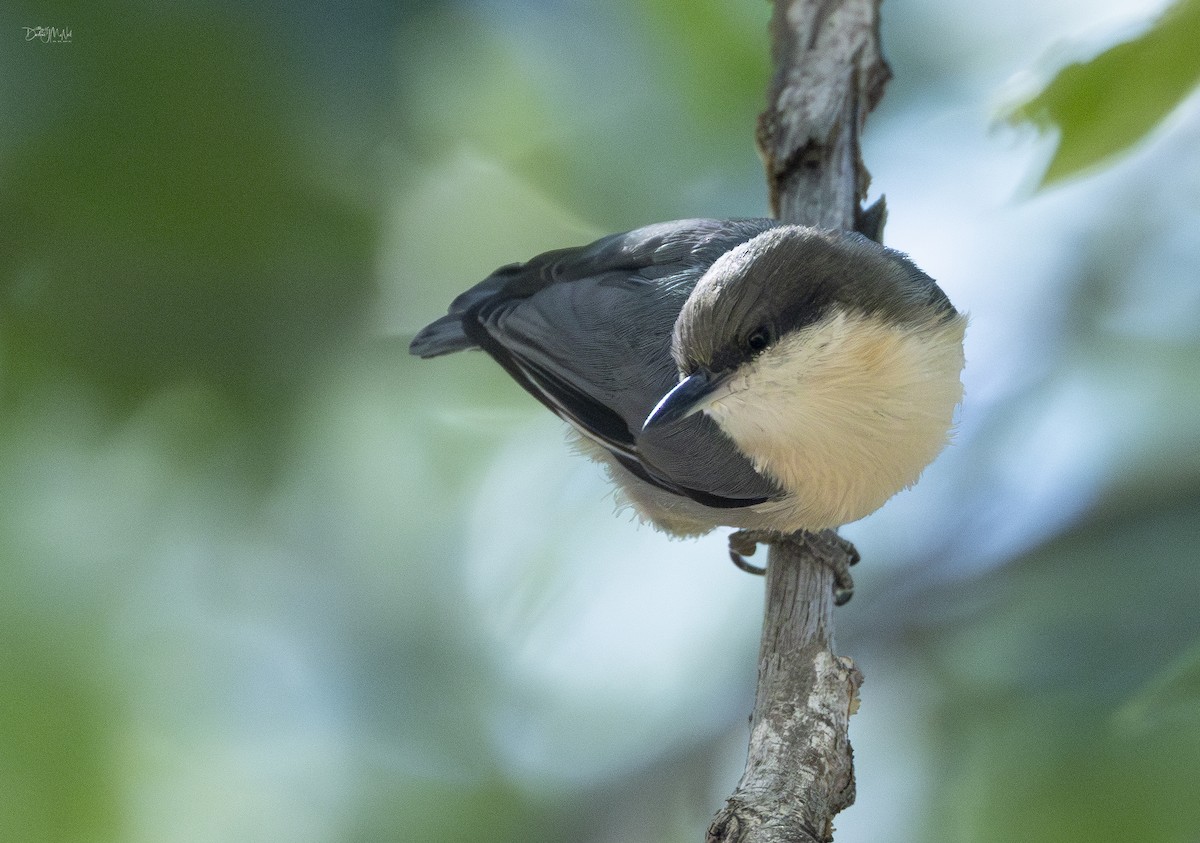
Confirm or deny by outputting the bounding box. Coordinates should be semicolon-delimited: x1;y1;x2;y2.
643;225;967;529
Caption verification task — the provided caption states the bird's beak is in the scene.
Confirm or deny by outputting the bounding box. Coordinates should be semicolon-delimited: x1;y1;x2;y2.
642;369;733;431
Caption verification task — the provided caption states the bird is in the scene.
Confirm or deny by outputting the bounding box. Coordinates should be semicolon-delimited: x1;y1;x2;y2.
410;218;965;595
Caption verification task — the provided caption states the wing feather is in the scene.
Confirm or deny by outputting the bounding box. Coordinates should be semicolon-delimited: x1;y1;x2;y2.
421;219;785;507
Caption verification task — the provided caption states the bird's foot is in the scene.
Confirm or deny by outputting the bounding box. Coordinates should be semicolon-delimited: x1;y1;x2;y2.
810;529;859;605
727;528;859;605
728;529;774;575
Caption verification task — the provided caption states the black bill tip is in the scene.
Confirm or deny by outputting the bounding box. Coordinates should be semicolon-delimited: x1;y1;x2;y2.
642;369;726;432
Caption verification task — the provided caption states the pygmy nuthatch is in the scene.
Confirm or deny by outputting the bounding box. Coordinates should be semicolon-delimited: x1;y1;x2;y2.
411;218;965;544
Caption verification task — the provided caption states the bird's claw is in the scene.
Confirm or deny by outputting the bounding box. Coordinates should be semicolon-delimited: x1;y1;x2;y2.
726;529;858;605
728;529;772;575
814;529;857;605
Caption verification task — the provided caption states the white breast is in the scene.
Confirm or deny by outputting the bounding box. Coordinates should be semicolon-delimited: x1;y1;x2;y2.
704;308;967;531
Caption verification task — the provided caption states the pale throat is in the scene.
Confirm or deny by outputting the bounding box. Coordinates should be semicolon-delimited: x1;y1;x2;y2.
703;309;967;529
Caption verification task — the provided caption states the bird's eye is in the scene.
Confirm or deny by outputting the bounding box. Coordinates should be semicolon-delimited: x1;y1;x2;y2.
746;327;771;353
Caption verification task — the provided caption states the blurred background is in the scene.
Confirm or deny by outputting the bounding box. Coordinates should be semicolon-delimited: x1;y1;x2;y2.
2;0;1199;841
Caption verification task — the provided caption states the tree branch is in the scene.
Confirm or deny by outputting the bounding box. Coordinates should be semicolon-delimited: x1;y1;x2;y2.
707;1;890;840
758;0;890;233
709;534;862;843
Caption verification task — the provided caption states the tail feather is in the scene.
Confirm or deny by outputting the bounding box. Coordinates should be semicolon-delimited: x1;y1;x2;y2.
409;314;475;358
410;267;523;358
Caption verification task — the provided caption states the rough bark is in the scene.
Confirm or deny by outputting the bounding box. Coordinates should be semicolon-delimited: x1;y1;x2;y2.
708;533;863;843
757;0;891;233
707;1;890;841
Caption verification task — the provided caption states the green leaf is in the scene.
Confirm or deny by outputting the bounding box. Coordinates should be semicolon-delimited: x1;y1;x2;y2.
1008;0;1200;185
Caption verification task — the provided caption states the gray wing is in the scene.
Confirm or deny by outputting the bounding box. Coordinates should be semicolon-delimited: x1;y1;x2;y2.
411;218;782;506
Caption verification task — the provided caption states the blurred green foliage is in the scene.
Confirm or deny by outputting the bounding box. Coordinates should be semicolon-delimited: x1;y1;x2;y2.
350;773;562;843
0;612;121;843
1007;0;1200;185
0;1;374;440
1117;639;1200;735
924;492;1200;842
637;0;769;123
